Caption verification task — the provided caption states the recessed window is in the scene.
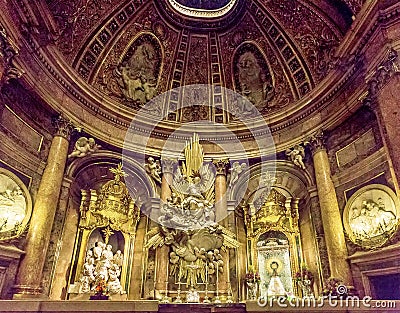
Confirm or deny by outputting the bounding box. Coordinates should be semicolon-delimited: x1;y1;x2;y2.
168;0;237;18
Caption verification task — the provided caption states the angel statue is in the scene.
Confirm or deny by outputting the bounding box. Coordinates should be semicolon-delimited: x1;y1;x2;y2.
68;137;101;159
285;144;306;170
145;157;162;184
228;161;247;188
145;224;240;289
157;133;216;229
172;166;215;228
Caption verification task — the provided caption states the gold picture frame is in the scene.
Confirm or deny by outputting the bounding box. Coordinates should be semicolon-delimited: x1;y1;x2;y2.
343;184;400;249
0;168;32;241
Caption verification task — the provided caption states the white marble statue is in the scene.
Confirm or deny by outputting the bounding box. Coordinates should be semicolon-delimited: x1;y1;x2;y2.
285;144;306;170
68;137;101;159
113;250;124;269
80;258;95;293
79;241;125;294
145;157;162;184
228;161;247;188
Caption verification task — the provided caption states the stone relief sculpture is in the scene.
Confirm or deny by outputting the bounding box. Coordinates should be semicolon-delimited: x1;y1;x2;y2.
146;224;239;289
0;169;31;240
145;157;162;184
343;184;400;249
285;144;306;170
233;43;274;112
115;35;161;106
228;161;247;188
68;137;101;159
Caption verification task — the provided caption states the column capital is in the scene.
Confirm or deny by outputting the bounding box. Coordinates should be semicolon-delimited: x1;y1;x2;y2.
52;115;75;140
212;158;229;176
161;158;177;175
309;130;326;155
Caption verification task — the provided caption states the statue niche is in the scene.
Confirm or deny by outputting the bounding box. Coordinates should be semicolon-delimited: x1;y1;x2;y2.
115;34;162;106
68;164;140;299
244;188;302;298
232;43;275;114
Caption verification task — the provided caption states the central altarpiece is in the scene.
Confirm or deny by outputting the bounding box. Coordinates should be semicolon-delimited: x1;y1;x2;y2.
66;134;303;302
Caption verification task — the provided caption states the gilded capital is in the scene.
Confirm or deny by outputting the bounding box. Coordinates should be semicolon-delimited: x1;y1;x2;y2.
309;130;326;154
161;158;177;175
212;158;229;176
52;115;75;140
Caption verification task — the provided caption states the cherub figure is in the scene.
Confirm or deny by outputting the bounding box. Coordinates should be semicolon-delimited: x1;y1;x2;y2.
145;157;162;184
229;161;247;188
68;137;101;159
285;144;306;170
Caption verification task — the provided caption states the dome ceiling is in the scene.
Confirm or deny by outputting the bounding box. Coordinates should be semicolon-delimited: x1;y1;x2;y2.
44;0;361;124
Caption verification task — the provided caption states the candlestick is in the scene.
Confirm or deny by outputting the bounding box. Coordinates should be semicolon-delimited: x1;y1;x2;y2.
214;263;221;303
203;260;210;303
160;280;169;303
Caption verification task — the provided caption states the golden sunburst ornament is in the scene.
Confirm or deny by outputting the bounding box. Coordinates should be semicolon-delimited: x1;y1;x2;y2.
110;163;129;179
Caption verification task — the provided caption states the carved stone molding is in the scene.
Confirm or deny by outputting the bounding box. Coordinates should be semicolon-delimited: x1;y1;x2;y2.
212;158;229;176
0;23;23;83
367;48;400;98
51;115;75;140
309;130;326;155
343;0;364;16
161;158;177;175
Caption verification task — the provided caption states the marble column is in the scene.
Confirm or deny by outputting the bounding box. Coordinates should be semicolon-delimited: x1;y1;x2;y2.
13;116;74;298
366;48;400;194
212;159;230;295
308;189;330;281
213;159;229;223
154;158;176;296
310;131;352;285
49;178;78;300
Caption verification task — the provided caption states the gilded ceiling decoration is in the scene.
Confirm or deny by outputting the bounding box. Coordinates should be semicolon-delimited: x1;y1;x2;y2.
42;0;351;122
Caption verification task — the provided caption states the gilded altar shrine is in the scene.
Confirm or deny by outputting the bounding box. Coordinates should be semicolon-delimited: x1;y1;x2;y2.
68;164;140;299
67;135;308;302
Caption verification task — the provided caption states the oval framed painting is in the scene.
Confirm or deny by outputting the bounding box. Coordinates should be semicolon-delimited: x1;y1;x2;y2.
343;184;400;249
0;168;32;241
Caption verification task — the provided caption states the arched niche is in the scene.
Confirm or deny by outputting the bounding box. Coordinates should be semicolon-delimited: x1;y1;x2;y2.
256;231;293;297
50;151;156;300
232;42;275;111
235;161;322;297
115;33;163;107
244;187;301;297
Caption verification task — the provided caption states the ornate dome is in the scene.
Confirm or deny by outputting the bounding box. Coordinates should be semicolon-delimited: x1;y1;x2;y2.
4;0;363;151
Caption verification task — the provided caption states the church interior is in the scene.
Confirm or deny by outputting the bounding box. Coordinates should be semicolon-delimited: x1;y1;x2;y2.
0;0;400;312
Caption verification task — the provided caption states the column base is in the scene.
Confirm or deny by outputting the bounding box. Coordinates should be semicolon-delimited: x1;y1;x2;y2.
12;285;47;299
